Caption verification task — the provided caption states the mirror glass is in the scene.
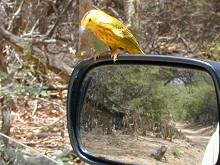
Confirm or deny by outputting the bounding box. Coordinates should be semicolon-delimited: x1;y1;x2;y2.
80;65;218;165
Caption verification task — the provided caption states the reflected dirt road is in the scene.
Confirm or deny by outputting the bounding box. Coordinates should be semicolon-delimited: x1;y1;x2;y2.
82;123;214;165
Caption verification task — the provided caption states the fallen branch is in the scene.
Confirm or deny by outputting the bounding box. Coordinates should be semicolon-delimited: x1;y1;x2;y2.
26;132;62;139
0;26;73;81
0;132;60;164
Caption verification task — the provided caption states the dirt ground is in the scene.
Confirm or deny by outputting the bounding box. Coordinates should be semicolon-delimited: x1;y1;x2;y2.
0;96;215;165
81;123;215;165
0;95;75;164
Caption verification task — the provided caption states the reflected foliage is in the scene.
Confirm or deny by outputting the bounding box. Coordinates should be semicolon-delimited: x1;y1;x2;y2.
80;65;218;164
82;65;217;133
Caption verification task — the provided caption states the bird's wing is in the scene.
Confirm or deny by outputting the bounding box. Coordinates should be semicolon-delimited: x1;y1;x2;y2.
97;12;144;53
122;29;142;51
112;25;143;53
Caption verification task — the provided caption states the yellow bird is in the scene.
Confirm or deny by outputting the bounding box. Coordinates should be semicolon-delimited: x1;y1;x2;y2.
80;9;144;62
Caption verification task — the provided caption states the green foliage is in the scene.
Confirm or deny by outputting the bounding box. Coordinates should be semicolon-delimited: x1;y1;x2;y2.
85;65;217;125
170;146;181;158
183;85;217;123
202;35;220;60
207;42;220;52
0;60;48;100
166;70;216;122
22;41;32;56
0;71;8;80
0;78;48;100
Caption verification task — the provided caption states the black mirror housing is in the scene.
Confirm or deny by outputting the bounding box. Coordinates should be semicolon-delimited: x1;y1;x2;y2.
67;54;220;165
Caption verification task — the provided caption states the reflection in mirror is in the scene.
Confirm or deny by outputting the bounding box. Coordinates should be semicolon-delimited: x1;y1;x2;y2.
80;65;218;165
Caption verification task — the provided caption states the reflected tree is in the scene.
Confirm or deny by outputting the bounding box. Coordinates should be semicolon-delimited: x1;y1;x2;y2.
81;65;218;138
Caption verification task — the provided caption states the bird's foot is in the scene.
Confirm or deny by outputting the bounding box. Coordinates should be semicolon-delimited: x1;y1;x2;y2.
110;49;125;62
93;49;125;62
93;51;111;60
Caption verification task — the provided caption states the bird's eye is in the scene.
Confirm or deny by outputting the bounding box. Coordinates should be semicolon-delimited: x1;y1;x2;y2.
89;18;92;22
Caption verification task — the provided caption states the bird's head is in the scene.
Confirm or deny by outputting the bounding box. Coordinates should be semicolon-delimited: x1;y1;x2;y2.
81;10;100;30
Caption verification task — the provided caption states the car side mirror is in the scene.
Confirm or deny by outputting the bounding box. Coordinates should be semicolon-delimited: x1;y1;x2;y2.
67;55;220;165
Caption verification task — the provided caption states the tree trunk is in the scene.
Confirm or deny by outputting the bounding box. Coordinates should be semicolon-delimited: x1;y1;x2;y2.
123;0;142;38
77;0;92;59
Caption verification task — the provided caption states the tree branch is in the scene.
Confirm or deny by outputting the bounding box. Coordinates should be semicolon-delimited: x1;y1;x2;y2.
0;26;72;81
47;0;75;38
7;0;25;31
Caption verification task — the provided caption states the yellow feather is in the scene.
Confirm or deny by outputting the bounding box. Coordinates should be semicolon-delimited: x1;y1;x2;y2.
81;9;144;56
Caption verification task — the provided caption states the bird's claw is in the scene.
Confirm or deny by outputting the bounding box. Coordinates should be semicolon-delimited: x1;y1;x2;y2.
93;51;111;61
92;54;99;60
93;49;124;63
111;54;118;62
111;49;125;62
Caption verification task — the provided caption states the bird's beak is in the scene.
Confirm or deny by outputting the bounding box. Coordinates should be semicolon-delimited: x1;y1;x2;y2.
79;26;86;36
